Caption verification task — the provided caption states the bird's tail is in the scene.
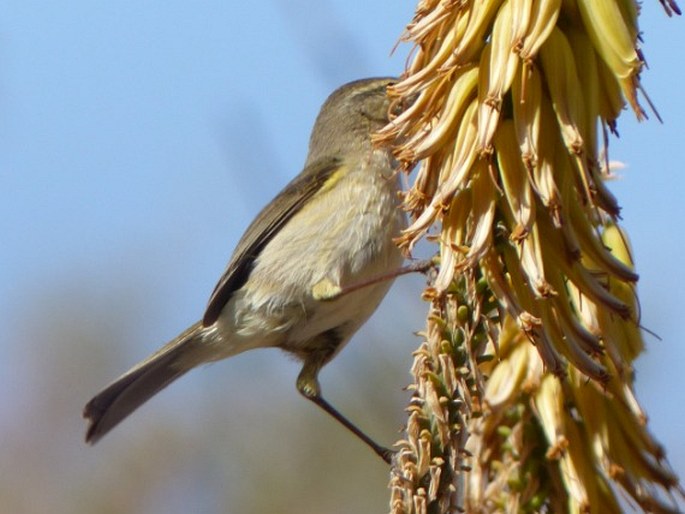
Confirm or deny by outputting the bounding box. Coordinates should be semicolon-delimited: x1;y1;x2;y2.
83;321;213;444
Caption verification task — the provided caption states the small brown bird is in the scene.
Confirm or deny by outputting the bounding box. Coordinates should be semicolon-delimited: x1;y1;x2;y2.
83;77;405;462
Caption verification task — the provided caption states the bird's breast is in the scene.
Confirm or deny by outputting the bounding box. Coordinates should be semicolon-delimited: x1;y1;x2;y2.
219;150;405;352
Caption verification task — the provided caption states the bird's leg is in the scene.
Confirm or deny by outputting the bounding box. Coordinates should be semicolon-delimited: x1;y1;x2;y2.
296;357;394;464
313;258;436;301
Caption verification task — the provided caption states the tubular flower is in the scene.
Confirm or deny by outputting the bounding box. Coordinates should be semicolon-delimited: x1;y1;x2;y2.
380;1;683;512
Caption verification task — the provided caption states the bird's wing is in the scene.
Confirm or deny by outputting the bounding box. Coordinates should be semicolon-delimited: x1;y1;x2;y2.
202;156;344;326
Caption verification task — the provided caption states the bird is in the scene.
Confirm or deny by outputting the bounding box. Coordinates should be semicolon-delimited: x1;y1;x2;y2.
83;77;405;463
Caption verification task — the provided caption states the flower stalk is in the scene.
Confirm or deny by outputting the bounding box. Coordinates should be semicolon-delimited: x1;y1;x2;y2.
380;0;684;512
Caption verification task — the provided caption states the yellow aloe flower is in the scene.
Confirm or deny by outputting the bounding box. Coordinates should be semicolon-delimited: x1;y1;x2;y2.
381;1;683;512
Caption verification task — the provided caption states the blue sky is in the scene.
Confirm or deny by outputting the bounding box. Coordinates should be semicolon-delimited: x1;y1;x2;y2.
1;2;683;512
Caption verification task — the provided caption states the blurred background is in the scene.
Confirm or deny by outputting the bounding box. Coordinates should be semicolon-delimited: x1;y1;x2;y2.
1;2;683;513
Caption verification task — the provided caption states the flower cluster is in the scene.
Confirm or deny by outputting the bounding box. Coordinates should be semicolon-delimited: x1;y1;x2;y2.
380;0;683;512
